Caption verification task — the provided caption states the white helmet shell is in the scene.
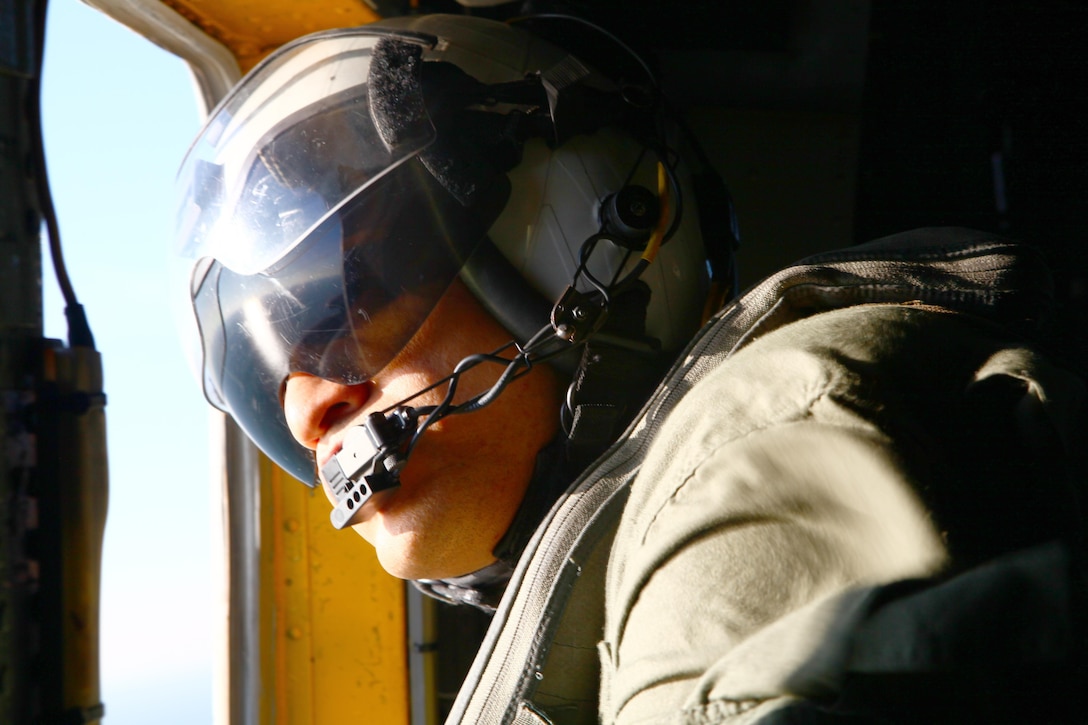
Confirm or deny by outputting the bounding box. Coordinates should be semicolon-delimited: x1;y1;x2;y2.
377;13;713;352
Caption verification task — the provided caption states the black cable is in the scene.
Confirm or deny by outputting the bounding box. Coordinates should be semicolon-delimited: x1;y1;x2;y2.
400;322;580;453
379;342;521;416
30;0;95;349
574;234;613;302
452;327;576;414
400;339;542;453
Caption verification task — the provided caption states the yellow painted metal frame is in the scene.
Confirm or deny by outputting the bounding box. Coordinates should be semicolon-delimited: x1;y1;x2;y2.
159;0;381;72
258;455;410;725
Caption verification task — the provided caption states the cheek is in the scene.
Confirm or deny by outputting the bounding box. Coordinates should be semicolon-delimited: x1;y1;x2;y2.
368;365;445;413
371;348;495;415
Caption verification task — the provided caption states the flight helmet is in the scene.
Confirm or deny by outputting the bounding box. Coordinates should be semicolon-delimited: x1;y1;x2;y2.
173;13;735;484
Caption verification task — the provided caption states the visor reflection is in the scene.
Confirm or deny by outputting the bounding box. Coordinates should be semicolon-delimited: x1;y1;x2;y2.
189;159;498;482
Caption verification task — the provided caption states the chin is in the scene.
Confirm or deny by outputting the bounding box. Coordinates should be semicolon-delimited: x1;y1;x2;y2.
376;549;449;581
365;526;436;580
375;552;420;580
370;532;493;581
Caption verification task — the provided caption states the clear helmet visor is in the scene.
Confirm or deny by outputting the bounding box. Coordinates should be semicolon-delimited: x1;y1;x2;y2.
175;30;437;275
174;27;509;482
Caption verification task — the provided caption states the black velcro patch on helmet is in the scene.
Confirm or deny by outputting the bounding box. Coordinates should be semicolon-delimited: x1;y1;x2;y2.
369;38;428;149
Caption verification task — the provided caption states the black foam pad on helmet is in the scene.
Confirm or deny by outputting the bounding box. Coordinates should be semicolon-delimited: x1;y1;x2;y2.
369;37;511;214
369;38;428;149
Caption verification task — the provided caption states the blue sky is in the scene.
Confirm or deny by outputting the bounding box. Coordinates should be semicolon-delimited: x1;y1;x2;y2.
41;0;214;722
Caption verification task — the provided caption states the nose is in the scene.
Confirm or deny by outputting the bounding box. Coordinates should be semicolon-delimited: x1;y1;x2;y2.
283;373;372;450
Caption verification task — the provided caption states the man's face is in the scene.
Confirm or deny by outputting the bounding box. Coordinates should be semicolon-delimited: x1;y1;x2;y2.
282;279;561;580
